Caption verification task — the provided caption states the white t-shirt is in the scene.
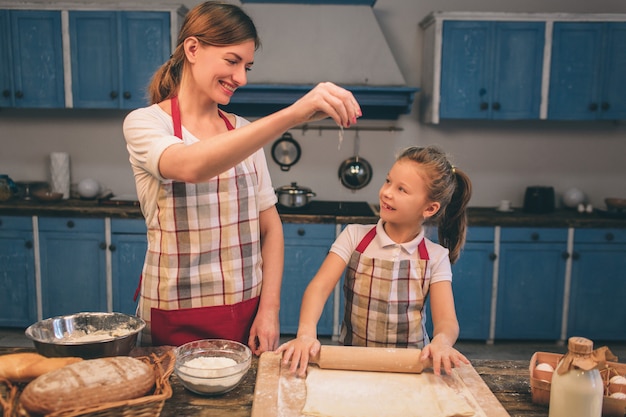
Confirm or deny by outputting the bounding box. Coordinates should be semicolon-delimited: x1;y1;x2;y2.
330;219;452;285
122;104;277;226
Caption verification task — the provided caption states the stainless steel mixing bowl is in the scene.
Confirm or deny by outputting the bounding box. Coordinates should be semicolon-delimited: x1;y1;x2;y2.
25;312;145;359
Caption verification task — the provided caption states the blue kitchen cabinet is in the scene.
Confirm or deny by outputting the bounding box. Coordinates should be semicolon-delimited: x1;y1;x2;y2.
0;216;37;327
281;223;335;336
439;21;544;120
38;217;107;318
69;11;170;109
549;22;626;120
495;228;568;340
110;219;147;316
424;227;495;341
0;10;64;108
567;229;626;341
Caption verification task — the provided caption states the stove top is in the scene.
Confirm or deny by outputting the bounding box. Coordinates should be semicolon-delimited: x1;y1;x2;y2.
277;200;375;217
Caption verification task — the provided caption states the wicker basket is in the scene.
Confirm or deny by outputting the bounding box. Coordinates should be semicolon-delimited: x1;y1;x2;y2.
1;351;174;417
529;351;626;417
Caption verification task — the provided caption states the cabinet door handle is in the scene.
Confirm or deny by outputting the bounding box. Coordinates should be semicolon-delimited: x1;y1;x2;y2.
25;240;33;249
123;91;131;99
109;244;117;252
99;242;107;250
110;91;119;99
297;228;306;236
605;233;614;242
561;251;570;260
2;89;10;98
531;232;539;241
589;102;598;112
601;102;610;111
479;102;488;111
489;253;497;261
66;220;75;228
15;91;24;99
492;102;501;111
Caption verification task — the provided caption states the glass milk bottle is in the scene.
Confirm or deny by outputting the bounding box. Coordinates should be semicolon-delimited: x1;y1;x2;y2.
548;337;604;417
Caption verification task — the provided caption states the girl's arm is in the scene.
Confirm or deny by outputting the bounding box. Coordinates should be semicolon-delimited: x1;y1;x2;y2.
248;206;284;356
421;281;470;375
277;252;347;376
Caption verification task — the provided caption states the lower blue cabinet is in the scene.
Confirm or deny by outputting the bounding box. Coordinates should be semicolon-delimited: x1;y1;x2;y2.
0;216;36;326
110;219;147;316
495;228;568;340
567;229;626;340
281;223;336;336
38;217;107;318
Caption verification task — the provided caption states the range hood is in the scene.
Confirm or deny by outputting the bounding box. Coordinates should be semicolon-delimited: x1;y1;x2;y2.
222;3;418;120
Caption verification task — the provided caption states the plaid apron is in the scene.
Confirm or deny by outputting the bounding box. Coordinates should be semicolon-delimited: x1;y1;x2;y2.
340;226;431;348
137;97;262;346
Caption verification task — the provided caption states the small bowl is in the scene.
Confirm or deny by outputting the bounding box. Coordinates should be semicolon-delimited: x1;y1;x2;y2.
174;339;252;396
25;312;145;359
32;189;63;202
605;198;626;211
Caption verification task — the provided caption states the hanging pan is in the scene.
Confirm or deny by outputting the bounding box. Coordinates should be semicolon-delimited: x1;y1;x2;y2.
338;130;372;190
271;132;301;171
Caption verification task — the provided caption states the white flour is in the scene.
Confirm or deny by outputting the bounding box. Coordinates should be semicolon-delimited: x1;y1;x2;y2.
178;357;242;394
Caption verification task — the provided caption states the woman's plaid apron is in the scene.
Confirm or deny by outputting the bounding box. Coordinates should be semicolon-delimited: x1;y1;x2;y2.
340;226;431;348
138;97;262;346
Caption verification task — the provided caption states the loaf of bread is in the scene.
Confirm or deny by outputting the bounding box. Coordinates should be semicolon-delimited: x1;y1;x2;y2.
0;352;82;383
20;356;155;415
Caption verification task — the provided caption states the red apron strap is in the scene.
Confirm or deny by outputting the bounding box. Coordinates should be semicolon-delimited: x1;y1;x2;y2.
171;96;183;139
355;226;377;253
218;110;235;131
417;239;429;260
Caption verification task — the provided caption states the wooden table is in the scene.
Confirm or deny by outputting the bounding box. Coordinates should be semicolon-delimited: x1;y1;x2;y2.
160;357;548;417
0;348;547;417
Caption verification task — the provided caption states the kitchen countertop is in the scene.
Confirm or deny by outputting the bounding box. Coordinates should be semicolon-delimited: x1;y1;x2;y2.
0;198;625;228
0;346;547;417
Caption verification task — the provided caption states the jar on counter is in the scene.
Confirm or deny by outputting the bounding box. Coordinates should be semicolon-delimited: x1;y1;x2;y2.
0;175;17;201
548;337;611;417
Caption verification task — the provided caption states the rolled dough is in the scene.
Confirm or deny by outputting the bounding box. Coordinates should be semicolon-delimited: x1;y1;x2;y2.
302;367;476;417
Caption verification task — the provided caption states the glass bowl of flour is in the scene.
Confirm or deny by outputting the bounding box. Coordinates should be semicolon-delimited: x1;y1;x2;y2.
174;339;252;395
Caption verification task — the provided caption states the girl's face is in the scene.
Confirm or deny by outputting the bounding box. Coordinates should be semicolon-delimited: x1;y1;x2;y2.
185;38;256;105
378;159;440;227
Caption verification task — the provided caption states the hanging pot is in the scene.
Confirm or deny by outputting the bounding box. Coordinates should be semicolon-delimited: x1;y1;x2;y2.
338;130;372;190
275;182;316;208
271;132;301;171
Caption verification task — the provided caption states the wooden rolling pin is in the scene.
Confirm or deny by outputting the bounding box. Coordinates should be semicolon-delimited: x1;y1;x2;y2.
309;345;429;374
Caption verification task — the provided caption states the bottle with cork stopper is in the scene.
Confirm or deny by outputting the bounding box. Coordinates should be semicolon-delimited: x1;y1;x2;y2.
548;336;614;417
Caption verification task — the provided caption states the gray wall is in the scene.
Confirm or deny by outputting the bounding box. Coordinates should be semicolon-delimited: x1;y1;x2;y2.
1;0;625;209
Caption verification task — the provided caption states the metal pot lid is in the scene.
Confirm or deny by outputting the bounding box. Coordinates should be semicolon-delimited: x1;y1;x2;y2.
271;133;301;171
275;182;314;195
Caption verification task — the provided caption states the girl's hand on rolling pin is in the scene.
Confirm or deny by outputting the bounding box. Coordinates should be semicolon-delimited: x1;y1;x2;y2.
276;335;321;378
290;82;362;128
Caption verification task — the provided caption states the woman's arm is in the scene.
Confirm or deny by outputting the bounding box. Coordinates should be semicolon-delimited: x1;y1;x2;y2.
160;82;361;183
421;281;469;375
248;206;284;356
277;252;347;376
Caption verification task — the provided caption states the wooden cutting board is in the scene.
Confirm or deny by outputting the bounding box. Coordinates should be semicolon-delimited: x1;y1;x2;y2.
251;352;510;417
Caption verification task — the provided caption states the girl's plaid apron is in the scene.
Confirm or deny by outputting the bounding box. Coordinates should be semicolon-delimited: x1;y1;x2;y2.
137;97;262;346
340;226;431;348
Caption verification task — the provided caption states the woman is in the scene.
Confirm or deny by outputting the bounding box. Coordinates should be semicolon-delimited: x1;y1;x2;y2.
123;1;361;354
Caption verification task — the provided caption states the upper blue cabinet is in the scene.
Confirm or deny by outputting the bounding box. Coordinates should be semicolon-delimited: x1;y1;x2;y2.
70;11;170;109
0;10;65;108
439;20;544;120
421;12;626;123
548;22;626;120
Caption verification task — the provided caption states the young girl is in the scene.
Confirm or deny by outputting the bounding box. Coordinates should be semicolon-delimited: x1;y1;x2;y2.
278;146;472;376
123;1;361;353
